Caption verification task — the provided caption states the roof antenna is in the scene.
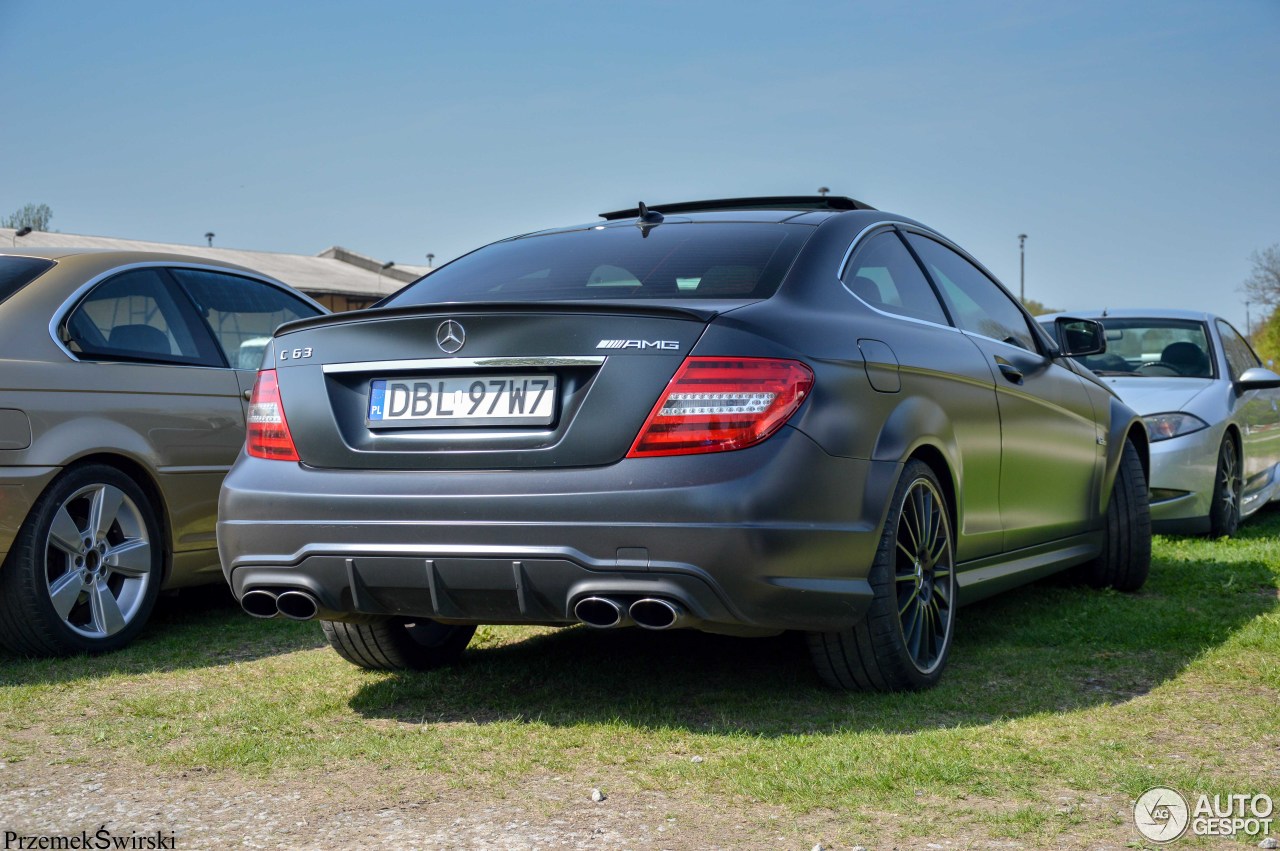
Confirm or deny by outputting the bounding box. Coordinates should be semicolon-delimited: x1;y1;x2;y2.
636;201;664;238
634;200;665;236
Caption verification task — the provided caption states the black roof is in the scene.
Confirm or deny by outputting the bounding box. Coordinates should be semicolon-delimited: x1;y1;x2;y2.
598;195;875;221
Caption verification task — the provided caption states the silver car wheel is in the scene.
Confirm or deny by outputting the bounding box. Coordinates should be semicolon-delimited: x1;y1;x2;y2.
1210;437;1242;537
43;483;152;639
1217;440;1239;518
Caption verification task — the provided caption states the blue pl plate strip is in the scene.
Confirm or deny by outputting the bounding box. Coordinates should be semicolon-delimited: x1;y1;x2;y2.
368;380;386;421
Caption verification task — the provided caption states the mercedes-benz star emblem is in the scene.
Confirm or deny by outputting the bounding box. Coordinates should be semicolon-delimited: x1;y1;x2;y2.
436;320;465;354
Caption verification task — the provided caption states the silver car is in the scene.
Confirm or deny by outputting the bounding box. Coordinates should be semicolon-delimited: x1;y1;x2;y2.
1041;309;1280;535
0;249;323;656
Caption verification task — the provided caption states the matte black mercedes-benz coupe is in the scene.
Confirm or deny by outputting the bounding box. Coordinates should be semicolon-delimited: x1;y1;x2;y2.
217;196;1151;691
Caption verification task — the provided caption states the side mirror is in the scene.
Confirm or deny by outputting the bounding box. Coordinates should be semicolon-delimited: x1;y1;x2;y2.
1054;317;1106;357
1235;367;1280;391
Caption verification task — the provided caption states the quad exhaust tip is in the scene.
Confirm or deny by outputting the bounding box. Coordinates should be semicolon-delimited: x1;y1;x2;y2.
574;596;689;630
240;588;322;621
240;589;279;619
275;590;321;621
629;598;686;630
574;596;631;629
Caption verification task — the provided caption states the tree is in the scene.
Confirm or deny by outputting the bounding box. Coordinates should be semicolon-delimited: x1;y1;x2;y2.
1020;297;1060;316
1242;244;1280;309
1252;308;1280;369
2;203;53;231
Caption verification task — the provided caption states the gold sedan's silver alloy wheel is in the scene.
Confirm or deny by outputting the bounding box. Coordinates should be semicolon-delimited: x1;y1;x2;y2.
43;483;152;639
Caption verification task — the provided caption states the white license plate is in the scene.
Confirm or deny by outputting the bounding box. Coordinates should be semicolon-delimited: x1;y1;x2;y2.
367;375;556;427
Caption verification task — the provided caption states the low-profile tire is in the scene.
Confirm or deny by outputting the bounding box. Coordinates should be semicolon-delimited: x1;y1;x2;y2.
0;464;163;656
807;459;956;692
1208;435;1241;538
320;617;476;671
1076;440;1151;591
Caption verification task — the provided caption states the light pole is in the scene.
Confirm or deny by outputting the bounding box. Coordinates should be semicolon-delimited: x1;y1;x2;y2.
205;232;215;247
426;253;435;267
1018;234;1028;304
817;186;830;196
377;260;395;286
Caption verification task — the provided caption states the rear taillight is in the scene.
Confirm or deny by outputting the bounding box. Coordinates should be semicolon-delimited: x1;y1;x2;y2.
246;369;300;461
627;357;814;457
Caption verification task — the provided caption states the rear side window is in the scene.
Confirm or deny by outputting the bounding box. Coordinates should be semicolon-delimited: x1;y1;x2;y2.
0;256;55;305
384;222;812;306
170;269;319;369
842;231;949;325
65;269;220;366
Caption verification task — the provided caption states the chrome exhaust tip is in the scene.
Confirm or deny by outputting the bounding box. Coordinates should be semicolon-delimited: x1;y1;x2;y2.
275;590;321;621
574;596;631;629
629;598;685;630
240;589;280;619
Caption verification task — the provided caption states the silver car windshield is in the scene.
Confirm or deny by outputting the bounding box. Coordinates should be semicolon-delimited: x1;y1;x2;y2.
1070;318;1216;379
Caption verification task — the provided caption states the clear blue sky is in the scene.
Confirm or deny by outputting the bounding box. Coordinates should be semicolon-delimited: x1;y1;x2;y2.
2;1;1277;331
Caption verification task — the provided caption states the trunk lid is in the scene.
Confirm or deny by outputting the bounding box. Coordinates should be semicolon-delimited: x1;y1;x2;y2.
269;303;718;470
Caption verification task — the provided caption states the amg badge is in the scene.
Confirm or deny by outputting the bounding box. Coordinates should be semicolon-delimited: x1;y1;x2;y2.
596;340;679;350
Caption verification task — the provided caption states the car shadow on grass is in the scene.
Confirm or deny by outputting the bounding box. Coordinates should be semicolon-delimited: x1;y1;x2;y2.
348;539;1278;736
0;584;327;683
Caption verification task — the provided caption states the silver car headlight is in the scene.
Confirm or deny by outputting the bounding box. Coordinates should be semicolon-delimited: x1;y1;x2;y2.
1143;412;1209;442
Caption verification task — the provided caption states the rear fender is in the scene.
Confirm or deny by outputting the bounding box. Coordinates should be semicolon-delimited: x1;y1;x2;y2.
27;416;163;472
869;395;964;530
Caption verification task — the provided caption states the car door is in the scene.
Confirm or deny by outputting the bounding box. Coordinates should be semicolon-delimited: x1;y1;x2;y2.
167;268;323;414
841;229;1004;559
1216;319;1280;494
903;233;1103;551
61;267;244;566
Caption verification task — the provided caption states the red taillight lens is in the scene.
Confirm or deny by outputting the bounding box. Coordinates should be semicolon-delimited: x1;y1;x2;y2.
627;357;814;457
245;369;300;461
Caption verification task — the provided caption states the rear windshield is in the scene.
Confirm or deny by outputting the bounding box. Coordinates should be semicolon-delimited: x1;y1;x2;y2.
384;222;812;307
0;256;55;306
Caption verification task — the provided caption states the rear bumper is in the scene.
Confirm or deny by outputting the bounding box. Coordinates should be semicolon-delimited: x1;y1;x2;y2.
217;427;896;633
0;466;60;564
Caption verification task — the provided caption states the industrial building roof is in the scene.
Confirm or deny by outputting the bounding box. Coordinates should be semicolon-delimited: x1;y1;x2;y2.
0;227;430;298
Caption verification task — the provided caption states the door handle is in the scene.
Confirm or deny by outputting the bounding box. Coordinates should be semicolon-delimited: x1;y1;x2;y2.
996;361;1023;384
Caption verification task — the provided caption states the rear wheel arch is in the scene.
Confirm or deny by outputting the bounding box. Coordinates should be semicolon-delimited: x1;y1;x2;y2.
906;443;958;540
870;396;953;463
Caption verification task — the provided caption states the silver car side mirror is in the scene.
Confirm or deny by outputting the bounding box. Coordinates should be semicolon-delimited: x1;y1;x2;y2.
1235;367;1280;391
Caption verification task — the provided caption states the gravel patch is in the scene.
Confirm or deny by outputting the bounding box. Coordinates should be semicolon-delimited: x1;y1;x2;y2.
0;759;820;850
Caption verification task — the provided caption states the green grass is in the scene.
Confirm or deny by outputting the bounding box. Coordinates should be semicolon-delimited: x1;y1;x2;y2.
2;507;1278;846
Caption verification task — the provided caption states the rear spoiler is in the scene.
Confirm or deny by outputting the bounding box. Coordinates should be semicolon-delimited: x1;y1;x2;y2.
273;300;742;337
